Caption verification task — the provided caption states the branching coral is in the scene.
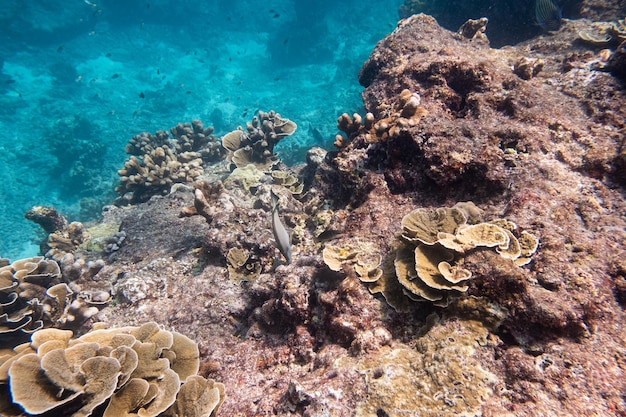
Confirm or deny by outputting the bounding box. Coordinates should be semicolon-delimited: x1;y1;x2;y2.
126;120;223;163
116;146;204;205
117;121;224;205
0;322;224;417
334;89;427;148
222;110;297;170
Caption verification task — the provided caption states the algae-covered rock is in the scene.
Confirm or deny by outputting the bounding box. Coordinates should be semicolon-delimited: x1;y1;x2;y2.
340;318;497;417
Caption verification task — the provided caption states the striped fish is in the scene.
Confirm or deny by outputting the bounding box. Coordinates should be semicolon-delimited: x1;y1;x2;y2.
535;0;562;31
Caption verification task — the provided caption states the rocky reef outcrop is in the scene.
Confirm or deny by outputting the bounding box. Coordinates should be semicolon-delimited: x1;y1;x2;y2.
3;12;626;417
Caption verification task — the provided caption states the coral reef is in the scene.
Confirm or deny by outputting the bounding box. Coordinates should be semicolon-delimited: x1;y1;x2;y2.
0;322;224;417
222;110;297;170
10;12;626;417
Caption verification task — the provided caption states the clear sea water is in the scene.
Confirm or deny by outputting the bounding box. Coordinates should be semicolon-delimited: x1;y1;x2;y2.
0;0;402;259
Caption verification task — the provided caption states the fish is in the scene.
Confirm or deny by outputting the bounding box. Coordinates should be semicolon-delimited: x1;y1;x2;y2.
535;0;562;31
270;189;292;264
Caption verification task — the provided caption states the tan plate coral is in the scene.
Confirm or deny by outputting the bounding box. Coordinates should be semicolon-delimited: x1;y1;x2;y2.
0;322;224;417
0;256;102;343
365;203;539;308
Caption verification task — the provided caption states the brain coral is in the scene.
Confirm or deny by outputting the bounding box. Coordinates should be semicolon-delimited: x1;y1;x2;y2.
364;203;539;308
222;110;297;170
0;322;224;417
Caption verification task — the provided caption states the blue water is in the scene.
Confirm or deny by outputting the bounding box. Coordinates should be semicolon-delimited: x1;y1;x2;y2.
0;0;401;259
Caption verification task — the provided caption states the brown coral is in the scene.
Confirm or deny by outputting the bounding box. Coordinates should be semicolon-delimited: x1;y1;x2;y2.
364;203;539;308
0;256;100;347
116;146;204;205
0;322;224;417
222;110;297;170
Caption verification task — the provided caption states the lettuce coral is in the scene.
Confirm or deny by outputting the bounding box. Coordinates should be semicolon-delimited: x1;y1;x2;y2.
363;203;539;308
0;322;224;417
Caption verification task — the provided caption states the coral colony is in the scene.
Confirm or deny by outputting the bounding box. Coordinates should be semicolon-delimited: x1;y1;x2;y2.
2;2;626;416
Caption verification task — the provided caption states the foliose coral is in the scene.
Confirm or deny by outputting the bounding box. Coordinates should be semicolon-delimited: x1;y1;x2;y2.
322;240;383;283
222;110;297;170
577;17;626;47
226;247;262;284
271;170;304;195
0;321;224;417
364;203;539;308
0;256;100;345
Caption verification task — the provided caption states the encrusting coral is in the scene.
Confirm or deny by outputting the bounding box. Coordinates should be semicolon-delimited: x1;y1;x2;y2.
222;110;297;170
0;322;224;417
362;202;539;308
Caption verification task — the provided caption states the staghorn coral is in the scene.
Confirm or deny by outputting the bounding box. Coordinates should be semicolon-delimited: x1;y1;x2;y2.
0;322;224;417
363;203;539;308
116;146;204;205
222;110;297;170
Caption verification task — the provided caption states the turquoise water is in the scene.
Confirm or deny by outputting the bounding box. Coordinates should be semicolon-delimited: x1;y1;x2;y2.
0;1;401;259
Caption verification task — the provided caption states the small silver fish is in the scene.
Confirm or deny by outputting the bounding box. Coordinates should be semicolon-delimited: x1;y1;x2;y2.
270;189;292;264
